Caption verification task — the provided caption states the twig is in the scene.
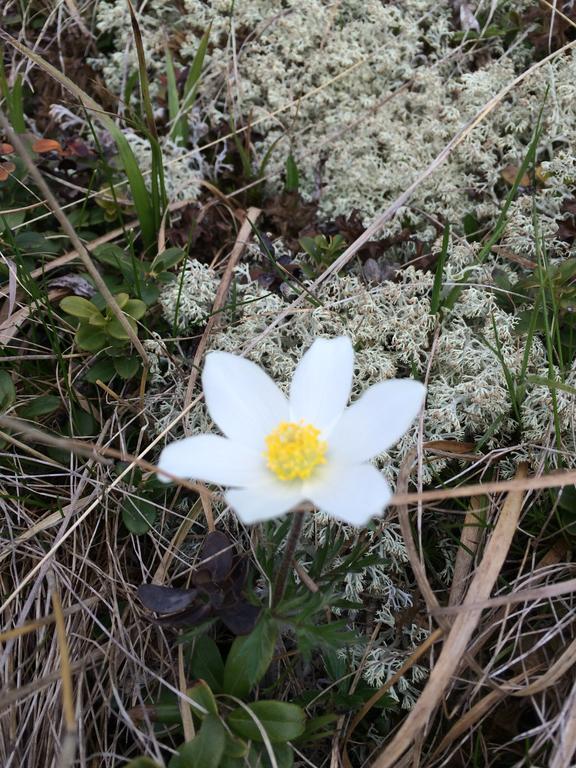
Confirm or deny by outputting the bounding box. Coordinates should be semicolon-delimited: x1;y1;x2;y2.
183;206;261;412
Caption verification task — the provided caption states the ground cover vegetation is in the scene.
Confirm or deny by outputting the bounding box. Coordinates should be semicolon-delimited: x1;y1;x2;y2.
2;0;576;766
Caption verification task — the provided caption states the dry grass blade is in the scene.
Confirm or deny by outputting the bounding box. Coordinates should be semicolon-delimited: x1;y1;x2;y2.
371;464;528;768
431;666;543;759
46;570;77;768
0;110;149;364
341;628;444;768
550;678;576;768
0;414;212;496
391;468;576;504
449;496;486;606
432;577;576;615
0;288;66;347
178;643;195;742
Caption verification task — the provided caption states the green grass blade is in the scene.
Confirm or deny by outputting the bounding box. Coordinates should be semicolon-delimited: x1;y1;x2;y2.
165;46;185;145
477;92;547;264
181;26;211;109
0;56;25;133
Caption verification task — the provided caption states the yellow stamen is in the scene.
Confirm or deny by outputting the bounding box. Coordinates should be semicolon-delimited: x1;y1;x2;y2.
264;421;327;482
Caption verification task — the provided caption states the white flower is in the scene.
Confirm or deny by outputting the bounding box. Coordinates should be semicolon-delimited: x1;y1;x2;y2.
158;337;426;526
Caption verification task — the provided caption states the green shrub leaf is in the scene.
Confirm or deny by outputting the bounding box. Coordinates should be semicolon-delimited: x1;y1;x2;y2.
76;325;107;351
121;497;157;535
223;615;278;697
113;357;140;379
170;714;226;768
60;296;99;319
0;371;16;411
227;701;305;744
18;395;61;419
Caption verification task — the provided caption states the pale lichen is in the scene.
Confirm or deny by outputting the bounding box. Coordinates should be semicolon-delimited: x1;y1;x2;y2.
90;0;576;702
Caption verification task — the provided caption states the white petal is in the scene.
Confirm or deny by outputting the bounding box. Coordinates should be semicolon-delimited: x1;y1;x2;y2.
158;435;264;486
202;352;288;449
289;336;354;434
329;379;426;464
304;463;392;526
226;482;304;524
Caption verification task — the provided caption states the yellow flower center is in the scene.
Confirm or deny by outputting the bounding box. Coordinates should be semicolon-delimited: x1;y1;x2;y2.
264;421;327;482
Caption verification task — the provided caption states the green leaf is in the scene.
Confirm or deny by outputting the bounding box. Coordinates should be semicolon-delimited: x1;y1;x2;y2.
297;713;339;743
0;370;16;411
151;247;186;272
113;292;130;309
223;615;278;697
15;231;61;256
92;243;131;271
140;283;160;305
285;154;299;193
123;299;147;320
106;316;136;340
170;714;226;768
76;324;107;352
224;734;249;759
121;497;157;535
18;395;61;419
188;679;218;717
189;636;225;693
60;296;100;319
85;359;117;383
0;210;26;232
299;236;318;261
111;125;156;252
227;701;305;744
113;356;141;380
88;312;107;327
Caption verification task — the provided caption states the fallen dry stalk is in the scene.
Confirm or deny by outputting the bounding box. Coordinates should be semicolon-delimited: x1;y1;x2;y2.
183;205;261;410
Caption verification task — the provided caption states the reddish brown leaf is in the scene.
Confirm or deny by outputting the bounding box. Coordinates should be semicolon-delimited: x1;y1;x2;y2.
0;162;16;181
32;138;64;155
0;143;14;155
500;164;530;187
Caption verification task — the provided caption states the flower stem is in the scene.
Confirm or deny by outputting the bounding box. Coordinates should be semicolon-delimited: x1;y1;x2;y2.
272;510;306;607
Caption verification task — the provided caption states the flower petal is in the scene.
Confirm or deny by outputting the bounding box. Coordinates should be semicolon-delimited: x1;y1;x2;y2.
158;435;264;486
203;352;288;449
329;379;426;463
226;482;304;524
304;463;392;526
289;336;354;434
